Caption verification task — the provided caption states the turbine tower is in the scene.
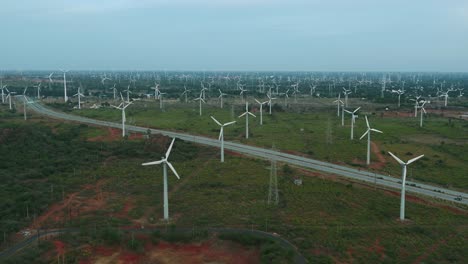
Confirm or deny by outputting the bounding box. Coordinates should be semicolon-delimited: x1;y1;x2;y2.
344;107;361;140
194;92;206;116
359;116;383;165
388;152;424;221
267;92;276;115
111;99;133;137
73;86;85;109
418;100;429;127
254;98;268;125
218;89;227;108
142;138;180;221
211;116;236;162
59;69;69;102
238;102;256;139
333;93;343;117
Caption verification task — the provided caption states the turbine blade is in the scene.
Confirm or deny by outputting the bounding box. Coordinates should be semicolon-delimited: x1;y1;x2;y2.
248;112;256;117
224;121;236;126
365;116;370;128
388;152;405;165
239;112;247;118
353;107;361;113
359;130;369;140
211;116;222;126
407;154;424;165
165;138;176;158
255;98;261;104
166;161;180;179
371;128;383;133
142;160;164;166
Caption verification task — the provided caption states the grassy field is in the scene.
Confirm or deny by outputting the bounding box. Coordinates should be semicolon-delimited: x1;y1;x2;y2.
49;99;468;190
1;117;467;263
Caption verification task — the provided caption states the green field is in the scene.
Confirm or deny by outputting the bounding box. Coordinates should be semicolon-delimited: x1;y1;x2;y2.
1;115;467;263
52;99;468;190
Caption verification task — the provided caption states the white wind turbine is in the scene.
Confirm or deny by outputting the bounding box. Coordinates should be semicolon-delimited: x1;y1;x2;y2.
73;86;85;109
388;152;424;221
33;83;42;99
109;84;117;100
5;88;15;110
124;85;132;103
194;92;206;116
254;98;268;125
111;99;133;137
344;107;361;140
1;83;7;103
211;116;236;162
181;85;190;103
22;87;34;120
151;83;160;100
267;92;276;115
391;89;405;108
333;93;344;117
238;102;256;139
409;96;422;117
239;86;248;102
418;100;429;127
48;72;54;84
159;91;167;110
218;89;227;108
142;138;180;221
342;88;352;107
59;69;69;102
359;116;383;165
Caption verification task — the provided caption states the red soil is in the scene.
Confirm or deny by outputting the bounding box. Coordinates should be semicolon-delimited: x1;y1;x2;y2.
412;234;455;264
53;240;65;256
367;238;385;261
87;127;142;142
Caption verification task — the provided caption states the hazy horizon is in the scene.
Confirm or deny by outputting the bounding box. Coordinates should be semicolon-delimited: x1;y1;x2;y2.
1;0;467;72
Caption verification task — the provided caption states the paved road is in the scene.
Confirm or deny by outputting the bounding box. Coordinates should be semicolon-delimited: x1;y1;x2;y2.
0;227;307;263
28;101;468;205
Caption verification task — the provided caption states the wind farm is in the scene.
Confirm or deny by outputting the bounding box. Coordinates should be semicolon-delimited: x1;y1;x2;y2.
1;1;467;263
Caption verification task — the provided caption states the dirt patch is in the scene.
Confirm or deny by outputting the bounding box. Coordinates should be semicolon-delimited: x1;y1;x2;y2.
28;179;109;229
367;238;385;261
412;234;456;264
79;239;259;264
87;128;142;142
369;141;386;169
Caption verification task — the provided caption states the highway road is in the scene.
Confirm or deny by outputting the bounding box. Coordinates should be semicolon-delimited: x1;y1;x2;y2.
28;101;468;205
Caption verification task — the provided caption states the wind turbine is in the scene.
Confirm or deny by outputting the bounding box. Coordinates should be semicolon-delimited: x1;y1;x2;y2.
73;86;85;109
22;87;34;120
344;107;361;140
124;85;132;103
211;116;236;162
111;100;133;137
194;92;205;116
333;93;343;117
1;84;6;103
5;88;15;110
391;89;405;108
281;89;290;105
159;91;167;110
239;86;248;103
238;102;256;139
267;92;276;115
101;74;111;85
359;116;383;165
388;152;424;221
342;88;352;107
142;138;180;221
418;100;429;127
254;98;268;125
218;89;227;108
109;84;117;100
409;96;422;117
34;83;42;99
48;72;54;83
181;85;190;103
151;83;160;100
59;69;69;102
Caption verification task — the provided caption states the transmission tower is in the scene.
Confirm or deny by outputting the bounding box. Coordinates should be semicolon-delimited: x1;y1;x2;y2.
268;158;279;205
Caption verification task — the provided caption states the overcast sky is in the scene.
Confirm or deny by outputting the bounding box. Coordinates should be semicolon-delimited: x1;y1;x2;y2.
1;0;467;71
